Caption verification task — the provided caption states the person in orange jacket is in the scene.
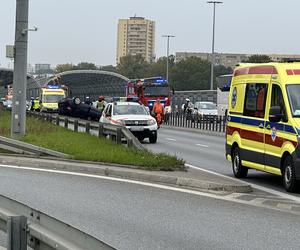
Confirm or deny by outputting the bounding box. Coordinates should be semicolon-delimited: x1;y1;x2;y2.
152;99;164;125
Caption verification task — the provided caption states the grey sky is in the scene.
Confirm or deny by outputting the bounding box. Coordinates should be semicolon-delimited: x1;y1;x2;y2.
1;0;300;68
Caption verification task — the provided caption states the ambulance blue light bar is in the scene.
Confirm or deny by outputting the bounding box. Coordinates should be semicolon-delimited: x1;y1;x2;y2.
47;85;60;89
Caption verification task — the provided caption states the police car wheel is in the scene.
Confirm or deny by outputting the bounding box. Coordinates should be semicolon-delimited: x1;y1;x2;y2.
149;133;157;144
232;147;248;178
283;156;298;192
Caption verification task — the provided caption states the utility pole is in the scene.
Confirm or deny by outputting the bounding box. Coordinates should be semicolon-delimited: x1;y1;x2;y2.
162;35;175;83
11;0;29;138
207;1;223;90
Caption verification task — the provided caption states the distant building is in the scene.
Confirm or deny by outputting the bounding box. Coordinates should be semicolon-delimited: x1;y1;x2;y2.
175;52;300;69
117;16;155;64
35;63;51;74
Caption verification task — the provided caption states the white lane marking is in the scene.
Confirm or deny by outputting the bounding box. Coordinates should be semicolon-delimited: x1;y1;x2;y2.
186;163;300;204
196;144;209;148
165;138;177;141
0;164;296;214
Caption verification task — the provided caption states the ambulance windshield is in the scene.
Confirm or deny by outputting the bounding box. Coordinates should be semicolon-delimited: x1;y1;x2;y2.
287;84;300;117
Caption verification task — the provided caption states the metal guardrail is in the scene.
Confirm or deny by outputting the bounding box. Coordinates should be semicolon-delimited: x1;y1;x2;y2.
0;136;71;158
0;194;115;250
164;112;227;133
27;112;145;151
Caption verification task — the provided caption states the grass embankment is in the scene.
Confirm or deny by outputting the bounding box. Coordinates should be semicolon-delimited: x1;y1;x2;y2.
0;110;185;171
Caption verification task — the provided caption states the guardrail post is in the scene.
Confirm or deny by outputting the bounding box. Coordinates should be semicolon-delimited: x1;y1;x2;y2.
56;116;60;126
7;216;27;250
64;117;68;129
98;123;104;137
74;119;79;132
127;138;133;147
86;122;91;133
116;128;122;144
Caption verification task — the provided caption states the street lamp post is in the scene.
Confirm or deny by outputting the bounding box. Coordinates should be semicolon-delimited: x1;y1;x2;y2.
207;1;223;90
162;35;175;83
11;0;29;138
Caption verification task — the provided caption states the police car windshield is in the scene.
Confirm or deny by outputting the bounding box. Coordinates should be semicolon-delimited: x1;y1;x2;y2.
43;95;65;103
113;105;148;115
287;85;300;117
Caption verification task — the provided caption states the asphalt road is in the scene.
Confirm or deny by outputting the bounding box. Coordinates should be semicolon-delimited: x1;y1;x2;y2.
144;127;300;198
0;167;300;250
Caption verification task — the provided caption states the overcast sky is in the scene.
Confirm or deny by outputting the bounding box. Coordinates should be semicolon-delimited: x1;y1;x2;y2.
1;0;300;68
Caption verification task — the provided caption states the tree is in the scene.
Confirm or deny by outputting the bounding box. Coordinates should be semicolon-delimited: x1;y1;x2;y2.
116;55;149;79
170;57;211;91
146;55;176;80
73;62;98;70
214;65;233;77
243;54;271;63
100;65;117;73
55;63;74;73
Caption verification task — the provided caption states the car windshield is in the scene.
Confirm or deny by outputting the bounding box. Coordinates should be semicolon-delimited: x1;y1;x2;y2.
195;103;217;110
144;86;169;97
286;84;300;117
43;95;65;103
113;104;148;115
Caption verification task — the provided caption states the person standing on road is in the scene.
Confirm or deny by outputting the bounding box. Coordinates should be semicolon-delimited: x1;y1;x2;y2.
32;97;40;112
84;96;92;106
96;95;106;114
153;99;164;125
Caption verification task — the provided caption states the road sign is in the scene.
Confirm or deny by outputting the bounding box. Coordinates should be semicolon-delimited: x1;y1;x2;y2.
6;45;14;59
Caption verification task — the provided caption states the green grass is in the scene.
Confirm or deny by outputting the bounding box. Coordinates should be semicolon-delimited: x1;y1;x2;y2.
0;110;185;171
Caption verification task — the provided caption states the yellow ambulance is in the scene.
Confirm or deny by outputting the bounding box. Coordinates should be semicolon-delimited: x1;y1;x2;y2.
226;62;300;192
39;86;66;112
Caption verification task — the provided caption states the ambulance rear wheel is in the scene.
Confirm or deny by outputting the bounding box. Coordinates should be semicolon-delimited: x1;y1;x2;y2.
232;146;248;178
283;156;298;192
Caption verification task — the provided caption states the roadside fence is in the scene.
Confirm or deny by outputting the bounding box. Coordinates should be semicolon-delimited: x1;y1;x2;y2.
164;112;227;133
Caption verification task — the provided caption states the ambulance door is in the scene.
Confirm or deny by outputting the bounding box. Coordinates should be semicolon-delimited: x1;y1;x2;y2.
264;83;287;175
242;83;268;169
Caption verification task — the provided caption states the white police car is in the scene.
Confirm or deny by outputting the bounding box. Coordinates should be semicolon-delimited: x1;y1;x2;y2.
100;100;158;143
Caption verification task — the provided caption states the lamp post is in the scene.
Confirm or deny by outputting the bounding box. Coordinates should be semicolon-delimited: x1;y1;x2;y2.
162;35;175;83
11;0;29;138
207;1;223;90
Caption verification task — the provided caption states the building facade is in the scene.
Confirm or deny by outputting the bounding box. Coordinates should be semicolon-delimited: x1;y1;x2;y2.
176;52;300;69
117;16;155;64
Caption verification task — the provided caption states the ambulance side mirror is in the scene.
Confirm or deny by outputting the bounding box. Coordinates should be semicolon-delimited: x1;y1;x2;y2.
269;106;283;123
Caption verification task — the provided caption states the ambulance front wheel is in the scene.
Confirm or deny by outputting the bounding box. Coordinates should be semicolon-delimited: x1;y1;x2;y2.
283;155;298;192
232;146;248;178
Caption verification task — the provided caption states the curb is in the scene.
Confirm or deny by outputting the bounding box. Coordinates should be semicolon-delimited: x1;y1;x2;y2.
0;155;252;193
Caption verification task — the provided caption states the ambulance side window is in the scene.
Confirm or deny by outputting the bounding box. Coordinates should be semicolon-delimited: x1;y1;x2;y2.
271;84;287;121
244;83;268;118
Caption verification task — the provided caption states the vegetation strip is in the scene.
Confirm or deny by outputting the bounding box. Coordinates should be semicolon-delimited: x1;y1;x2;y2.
0;110;185;171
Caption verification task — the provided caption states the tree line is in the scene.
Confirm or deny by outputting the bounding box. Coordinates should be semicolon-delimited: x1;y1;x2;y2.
53;54;271;91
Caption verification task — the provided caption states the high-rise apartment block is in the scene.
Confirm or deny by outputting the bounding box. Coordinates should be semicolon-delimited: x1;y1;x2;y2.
117;16;155;64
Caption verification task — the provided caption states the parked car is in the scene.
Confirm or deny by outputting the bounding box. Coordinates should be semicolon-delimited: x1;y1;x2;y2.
100;100;158;143
193;101;218;122
58;97;101;121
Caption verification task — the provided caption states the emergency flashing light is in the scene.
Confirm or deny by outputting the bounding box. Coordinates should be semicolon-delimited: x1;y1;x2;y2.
47;85;60;89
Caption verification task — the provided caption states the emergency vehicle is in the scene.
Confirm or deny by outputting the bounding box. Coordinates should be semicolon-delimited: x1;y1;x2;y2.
39;85;66;112
226;62;300;192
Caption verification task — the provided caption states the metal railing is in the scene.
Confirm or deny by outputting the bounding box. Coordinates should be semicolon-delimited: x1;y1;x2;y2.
0;194;115;250
27;112;145;151
164;112;227;133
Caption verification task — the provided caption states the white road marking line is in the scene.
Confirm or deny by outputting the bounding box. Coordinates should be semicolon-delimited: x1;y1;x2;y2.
196;144;209;148
186;163;300;204
0;164;296;214
165;138;176;141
